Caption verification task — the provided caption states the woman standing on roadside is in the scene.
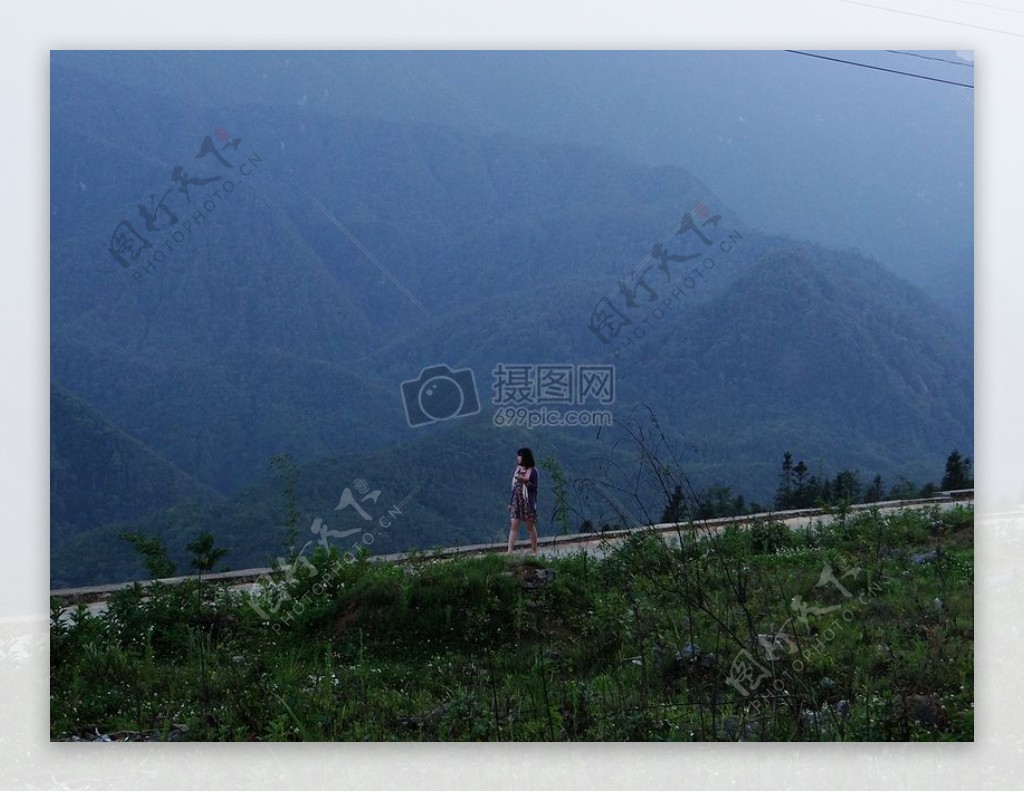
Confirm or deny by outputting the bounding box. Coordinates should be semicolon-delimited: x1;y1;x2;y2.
507;447;539;554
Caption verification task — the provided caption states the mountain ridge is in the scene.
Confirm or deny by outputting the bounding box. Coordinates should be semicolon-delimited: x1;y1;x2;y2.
51;56;972;587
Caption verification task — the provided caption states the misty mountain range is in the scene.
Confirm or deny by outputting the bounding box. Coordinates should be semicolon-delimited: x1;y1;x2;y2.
50;51;973;587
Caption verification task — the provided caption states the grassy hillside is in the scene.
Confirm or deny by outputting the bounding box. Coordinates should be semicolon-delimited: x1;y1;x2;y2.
51;504;973;741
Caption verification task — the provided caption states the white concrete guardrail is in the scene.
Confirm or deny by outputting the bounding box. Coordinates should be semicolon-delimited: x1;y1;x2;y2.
51;490;974;610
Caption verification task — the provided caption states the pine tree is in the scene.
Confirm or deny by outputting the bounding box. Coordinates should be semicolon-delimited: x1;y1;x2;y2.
793;460;810;508
775;452;795;509
864;474;885;503
660;484;686;524
832;470;861;504
941;450;973;490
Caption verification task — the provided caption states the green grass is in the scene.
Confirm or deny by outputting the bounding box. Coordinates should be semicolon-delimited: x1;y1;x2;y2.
50;505;974;741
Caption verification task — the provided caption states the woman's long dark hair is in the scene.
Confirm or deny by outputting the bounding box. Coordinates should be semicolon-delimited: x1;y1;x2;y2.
517;447;536;468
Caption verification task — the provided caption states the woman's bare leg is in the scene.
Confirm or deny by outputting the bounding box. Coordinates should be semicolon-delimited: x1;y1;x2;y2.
527;520;538;553
507;518;520;553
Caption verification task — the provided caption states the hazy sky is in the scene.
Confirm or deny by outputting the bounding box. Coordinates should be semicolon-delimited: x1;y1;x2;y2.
419;50;974;283
61;49;974;288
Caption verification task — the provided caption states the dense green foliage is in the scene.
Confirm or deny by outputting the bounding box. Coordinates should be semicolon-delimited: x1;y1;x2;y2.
116;531;178;579
50;384;222;544
941;450;974;491
51;505;973;741
771;450;954;512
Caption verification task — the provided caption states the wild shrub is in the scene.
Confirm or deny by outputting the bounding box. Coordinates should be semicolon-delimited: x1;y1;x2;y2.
749;520;794;554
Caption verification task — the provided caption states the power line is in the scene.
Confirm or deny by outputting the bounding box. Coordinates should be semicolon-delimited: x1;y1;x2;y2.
885;49;974;68
785;50;974;89
836;0;1023;40
953;0;1024;17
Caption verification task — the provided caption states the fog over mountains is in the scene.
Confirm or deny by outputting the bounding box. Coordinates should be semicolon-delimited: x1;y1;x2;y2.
51;51;973;586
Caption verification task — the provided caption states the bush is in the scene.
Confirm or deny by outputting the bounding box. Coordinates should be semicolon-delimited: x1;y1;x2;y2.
750;520;794;554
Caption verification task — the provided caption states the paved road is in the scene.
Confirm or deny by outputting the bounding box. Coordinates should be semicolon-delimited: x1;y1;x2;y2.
535;497;970;561
54;494;973;621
